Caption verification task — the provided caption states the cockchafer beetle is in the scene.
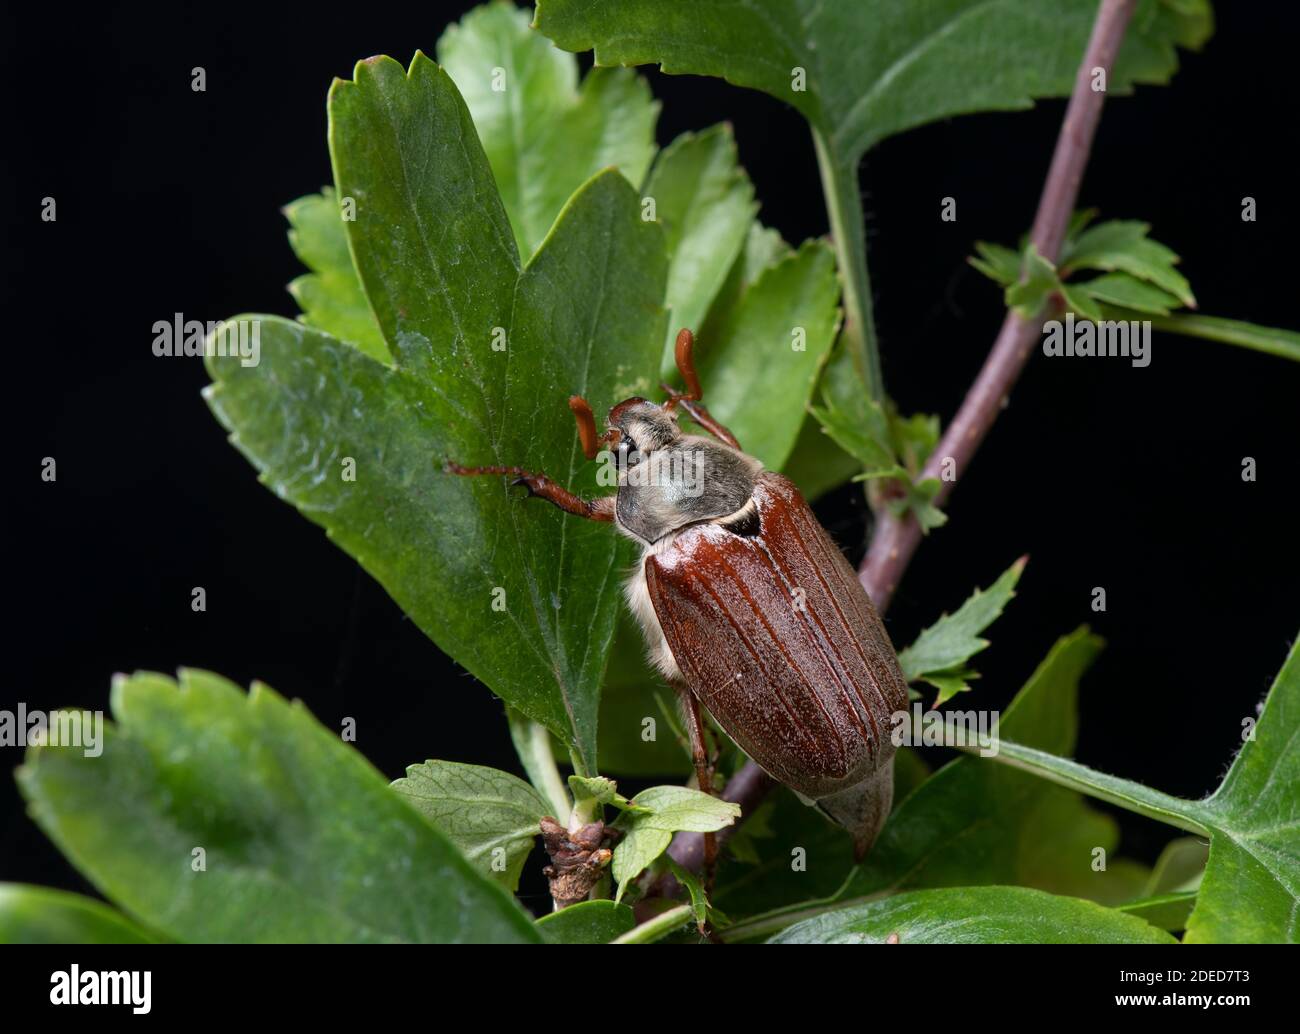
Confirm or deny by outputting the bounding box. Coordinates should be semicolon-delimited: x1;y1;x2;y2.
448;329;909;864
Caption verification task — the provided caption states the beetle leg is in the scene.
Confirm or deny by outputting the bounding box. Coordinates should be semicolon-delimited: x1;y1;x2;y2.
659;328;742;450
445;462;615;521
675;682;719;891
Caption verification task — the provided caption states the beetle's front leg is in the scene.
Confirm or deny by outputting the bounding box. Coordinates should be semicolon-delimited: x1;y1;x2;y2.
445;463;615;522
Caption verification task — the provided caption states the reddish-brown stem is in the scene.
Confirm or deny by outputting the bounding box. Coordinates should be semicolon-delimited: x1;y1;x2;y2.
655;0;1139;895
859;0;1138;610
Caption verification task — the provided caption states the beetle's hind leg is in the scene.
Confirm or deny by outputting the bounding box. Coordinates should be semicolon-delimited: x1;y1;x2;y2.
660;328;742;451
445;462;615;522
675;681;720;890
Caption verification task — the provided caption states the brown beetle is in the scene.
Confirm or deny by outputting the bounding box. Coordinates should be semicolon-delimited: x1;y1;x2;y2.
448;329;909;862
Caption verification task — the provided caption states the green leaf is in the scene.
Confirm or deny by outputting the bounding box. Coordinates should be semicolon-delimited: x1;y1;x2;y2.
968;241;1022;287
1118;891;1197;932
16;670;540;943
1146;313;1300;364
611;828;673;901
438;0;658;259
625;785;744;831
207;54;669;769
597;614;693;778
913;668;979;708
838;630;1144;906
283;188;390;362
812;340;942;509
880;476;948;533
610;785;741;900
897;556;1027;703
391;760;549;891
975;214;1300;365
645;124;757;372
713;753;929;925
666;858;718;930
536;899;637;943
1144;836;1208;896
1186;636;1300;943
779;413;867;502
702;223;793;345
1060;219;1195;307
567;773;647;812
811;342;902;477
770;886;1177;944
953;635;1300;943
1005;244;1063;318
1079;272;1182;315
534;0;1209;165
0;884;160;945
686;240;841;471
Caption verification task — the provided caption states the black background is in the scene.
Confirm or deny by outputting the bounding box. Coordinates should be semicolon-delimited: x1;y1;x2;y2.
3;1;1298;917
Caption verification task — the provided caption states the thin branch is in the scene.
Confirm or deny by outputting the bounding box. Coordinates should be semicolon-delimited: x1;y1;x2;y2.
653;0;1140;897
860;0;1139;609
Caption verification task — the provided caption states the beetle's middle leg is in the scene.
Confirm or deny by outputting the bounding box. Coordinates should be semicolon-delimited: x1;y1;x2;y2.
675;681;720;889
660;328;742;451
445;463;615;521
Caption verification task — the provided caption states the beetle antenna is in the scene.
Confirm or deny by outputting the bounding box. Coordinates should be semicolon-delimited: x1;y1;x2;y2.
671;328;702;403
568;395;620;460
658;331;744;449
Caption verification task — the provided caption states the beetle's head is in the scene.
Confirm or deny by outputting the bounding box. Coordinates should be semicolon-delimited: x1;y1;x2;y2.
606;397;682;458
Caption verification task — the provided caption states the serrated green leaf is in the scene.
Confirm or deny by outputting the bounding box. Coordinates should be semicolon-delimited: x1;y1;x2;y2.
391;760;549;891
1005;244;1063;318
778;413;864;502
666;858;719;930
535;0;1208;166
1058;282;1106;322
0;884;160;945
888;410;941;478
684;240;840;471
610;785;741;900
914;668;979;708
645;124;757;372
835;630;1144;907
16;670;540;943
1185;636;1300;943
611;827;673;901
626;785;743;832
968;241;1022;287
811;342;898;476
770;886;1176;944
438;0;658;259
536;899;636;942
567;774;618;805
283;188;390;361
1079;272;1182;315
1062;220;1195;307
702;223;793;343
712;752;929;925
898;557;1026;688
941;634;1300;943
881;476;948;532
207;55;669;769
